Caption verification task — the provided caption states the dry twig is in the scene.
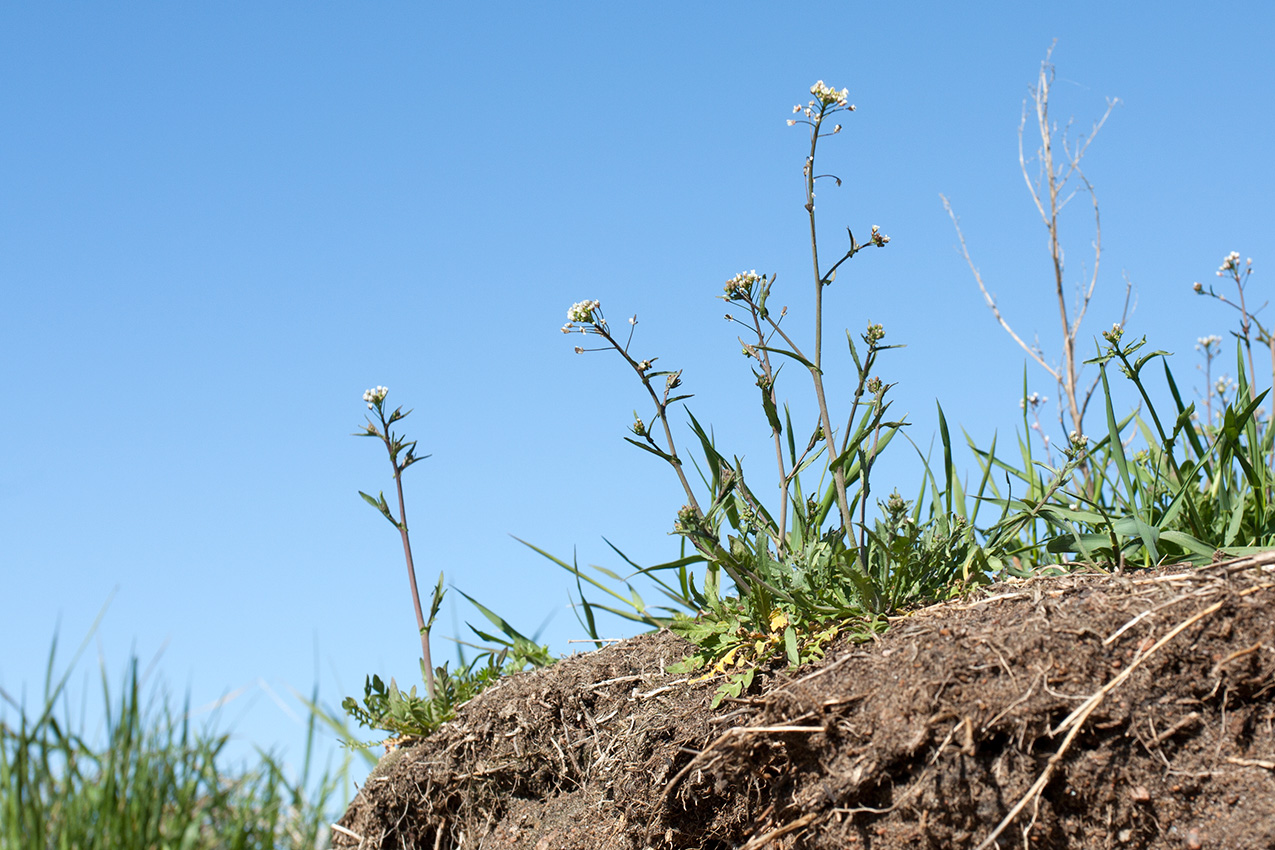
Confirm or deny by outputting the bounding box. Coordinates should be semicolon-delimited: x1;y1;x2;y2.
975;596;1226;850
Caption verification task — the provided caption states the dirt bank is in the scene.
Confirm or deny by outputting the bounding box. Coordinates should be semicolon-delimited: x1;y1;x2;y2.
333;553;1275;849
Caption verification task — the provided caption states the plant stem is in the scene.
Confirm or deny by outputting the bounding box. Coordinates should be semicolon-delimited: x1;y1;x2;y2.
596;323;703;520
1234;278;1259;402
383;421;435;701
803;107;857;549
743;306;790;557
1110;351;1205;539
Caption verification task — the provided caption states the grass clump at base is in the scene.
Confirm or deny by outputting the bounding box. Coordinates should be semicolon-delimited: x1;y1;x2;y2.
1;630;353;850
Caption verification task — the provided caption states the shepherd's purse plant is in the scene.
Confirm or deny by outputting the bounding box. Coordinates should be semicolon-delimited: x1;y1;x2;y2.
343;388;553;744
541;80;1008;707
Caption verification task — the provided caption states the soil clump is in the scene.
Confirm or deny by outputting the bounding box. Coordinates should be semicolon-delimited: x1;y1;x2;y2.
334;554;1275;849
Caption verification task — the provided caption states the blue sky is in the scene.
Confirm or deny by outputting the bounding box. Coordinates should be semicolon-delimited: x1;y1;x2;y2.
3;2;1273;792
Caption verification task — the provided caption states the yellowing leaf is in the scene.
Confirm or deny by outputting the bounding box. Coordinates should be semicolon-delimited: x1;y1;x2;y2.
712;646;740;674
769;610;789;632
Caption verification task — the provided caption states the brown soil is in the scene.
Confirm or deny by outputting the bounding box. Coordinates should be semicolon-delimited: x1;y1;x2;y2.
333;554;1275;849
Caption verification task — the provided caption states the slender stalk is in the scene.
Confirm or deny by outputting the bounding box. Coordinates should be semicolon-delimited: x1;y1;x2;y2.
803;108;857;546
359;390;437;702
768;386;789;555
1234;281;1259;402
1109;347;1205;538
740;304;790;556
582;316;792;597
1035;67;1083;441
593;321;702;519
389;457;434;701
1268;334;1274;407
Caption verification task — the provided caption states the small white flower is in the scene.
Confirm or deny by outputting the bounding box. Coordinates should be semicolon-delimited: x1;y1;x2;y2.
723;270;764;300
809;80;850;108
566;299;601;323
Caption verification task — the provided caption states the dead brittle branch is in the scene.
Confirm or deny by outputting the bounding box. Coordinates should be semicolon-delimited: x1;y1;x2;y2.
945;42;1122;460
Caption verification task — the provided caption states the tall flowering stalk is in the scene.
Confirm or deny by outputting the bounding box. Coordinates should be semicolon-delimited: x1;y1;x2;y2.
790;81;889;569
1194;335;1224;426
561;301;748;590
561;80;892;605
356;386;443;701
1194;252;1267;404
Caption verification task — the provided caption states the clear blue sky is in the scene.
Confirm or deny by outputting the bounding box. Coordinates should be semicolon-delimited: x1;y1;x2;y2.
3;2;1273;792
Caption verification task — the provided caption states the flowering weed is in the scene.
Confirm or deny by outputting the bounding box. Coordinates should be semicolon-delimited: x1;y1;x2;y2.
544;80;1005;705
541;71;1275;708
344;389;552;744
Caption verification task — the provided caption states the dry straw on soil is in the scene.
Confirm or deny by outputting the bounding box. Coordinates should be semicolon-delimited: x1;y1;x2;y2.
334;552;1275;849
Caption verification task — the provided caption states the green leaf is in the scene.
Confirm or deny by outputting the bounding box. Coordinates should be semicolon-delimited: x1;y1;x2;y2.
513;537;672;624
783;625;799;667
359;490;400;527
455;589;536;645
759;378;783;435
785;404;798;465
1100;367;1159;561
623;436;678;464
937;402;959;517
1157;530;1215;560
846;331;863;372
756;345;819;372
426;572;446;628
686;409;724;485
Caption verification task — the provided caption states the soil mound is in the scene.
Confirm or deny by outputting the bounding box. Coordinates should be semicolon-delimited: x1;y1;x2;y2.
333;554;1275;849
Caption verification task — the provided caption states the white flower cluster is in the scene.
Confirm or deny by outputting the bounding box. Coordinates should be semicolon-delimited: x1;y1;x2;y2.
566;299;600;324
870;225;890;246
810;80;850;107
1217;251;1244;276
1020;391;1048;410
1196;335;1222;352
723;269;762;300
363;386;388;409
788;80;854;125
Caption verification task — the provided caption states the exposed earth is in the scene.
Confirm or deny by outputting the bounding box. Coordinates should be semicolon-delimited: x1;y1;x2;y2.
333;553;1275;849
